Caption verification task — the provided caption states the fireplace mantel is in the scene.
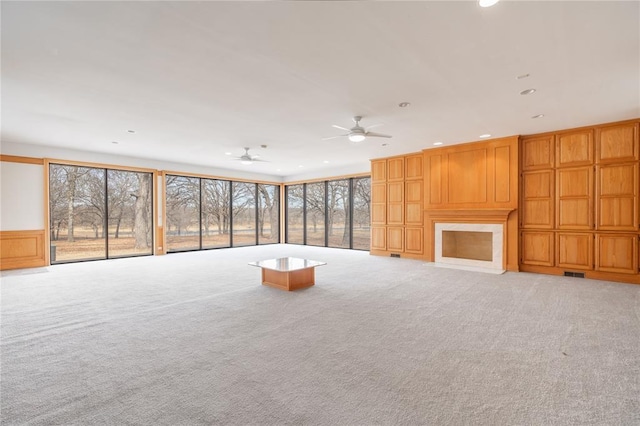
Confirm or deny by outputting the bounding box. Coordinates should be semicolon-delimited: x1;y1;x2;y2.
424;208;517;270
425;209;515;222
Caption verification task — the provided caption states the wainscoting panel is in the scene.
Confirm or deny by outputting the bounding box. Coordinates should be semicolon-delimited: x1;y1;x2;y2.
0;230;46;270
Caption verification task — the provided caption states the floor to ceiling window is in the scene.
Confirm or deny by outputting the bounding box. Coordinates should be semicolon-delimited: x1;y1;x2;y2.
286;184;304;244
202;179;231;249
165;175;280;252
327;179;350;249
352;177;371;250
285;176;370;250
232;182;256;247
257;184;280;245
165;175;201;252
49;163;153;263
305;182;325;246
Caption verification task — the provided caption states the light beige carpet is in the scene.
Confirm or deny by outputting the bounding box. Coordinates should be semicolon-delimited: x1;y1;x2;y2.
1;244;639;425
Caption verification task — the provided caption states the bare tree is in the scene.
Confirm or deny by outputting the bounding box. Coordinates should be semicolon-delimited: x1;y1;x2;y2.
132;173;152;249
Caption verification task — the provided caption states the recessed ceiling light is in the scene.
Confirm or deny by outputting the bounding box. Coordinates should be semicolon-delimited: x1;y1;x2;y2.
225;152;232;155
127;130;135;133
276;169;281;172
516;74;530;80
520;89;536;95
532;114;545;119
323;160;330;164
298;165;304;168
433;142;443;146
478;0;499;7
398;102;411;108
479;134;492;139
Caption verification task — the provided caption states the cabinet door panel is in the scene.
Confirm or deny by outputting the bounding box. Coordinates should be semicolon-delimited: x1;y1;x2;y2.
387;158;404;181
371;160;387;182
405;204;422;225
371;204;386;225
387;182;404;225
405;180;423;225
521;231;554;266
371;227;386;250
596;233;638;274
556;232;593;270
556;167;593;229
597;163;638;230
521;170;554;229
387;227;404;252
556;130;593;167
596;123;639;163
405;155;423;180
522;136;554;170
405;227;424;254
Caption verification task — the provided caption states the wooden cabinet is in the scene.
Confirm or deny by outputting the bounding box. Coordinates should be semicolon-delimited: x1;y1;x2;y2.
405;154;423;180
556;130;593;167
371;182;387;225
370;153;423;259
405;227;424;255
387;157;404;181
371;160;386;182
405;180;423;225
521;231;554;267
522;135;554;170
596;122;639;163
371;227;386;250
556;232;593;270
387;182;404;225
596;163;638;231
387;227;404;252
595;233;638;274
521;170;554;229
556;166;593;230
520;119;640;284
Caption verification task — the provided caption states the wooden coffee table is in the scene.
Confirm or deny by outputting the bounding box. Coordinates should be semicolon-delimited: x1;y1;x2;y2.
248;257;326;291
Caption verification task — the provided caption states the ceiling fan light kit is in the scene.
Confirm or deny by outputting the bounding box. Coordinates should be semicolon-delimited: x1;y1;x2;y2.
324;116;392;142
233;147;267;165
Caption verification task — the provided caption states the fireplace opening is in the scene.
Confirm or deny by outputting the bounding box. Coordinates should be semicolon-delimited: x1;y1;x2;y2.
442;230;493;261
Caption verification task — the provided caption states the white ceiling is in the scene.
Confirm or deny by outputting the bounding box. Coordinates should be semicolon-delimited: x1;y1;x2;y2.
2;1;639;179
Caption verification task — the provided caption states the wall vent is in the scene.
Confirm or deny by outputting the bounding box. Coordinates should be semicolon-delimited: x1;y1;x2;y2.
390;253;401;258
564;271;585;278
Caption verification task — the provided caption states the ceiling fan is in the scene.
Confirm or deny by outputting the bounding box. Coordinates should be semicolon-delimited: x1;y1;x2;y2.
323;116;392;142
232;147;267;165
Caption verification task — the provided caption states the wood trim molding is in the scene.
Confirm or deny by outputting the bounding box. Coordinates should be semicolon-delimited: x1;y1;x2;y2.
0;230;47;270
163;170;282;185
0;155;44;165
284;172;370;186
47;158;157;173
425;208;515;221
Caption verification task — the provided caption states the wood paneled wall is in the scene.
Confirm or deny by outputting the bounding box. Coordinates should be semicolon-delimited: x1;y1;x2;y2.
370;153;424;259
0;230;46;270
423;136;520;270
520;118;640;284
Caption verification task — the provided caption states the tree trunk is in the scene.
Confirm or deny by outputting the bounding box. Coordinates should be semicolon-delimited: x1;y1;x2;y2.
66;168;78;242
133;174;151;249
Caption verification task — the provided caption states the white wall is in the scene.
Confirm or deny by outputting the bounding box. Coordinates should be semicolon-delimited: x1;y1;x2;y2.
0;161;45;231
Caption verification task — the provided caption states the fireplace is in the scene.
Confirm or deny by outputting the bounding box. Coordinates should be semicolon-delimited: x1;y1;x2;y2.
434;222;505;274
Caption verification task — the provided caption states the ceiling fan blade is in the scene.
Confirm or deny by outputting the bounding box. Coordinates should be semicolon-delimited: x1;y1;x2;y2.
322;134;349;140
332;124;351;131
365;123;384;131
365;131;392;138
